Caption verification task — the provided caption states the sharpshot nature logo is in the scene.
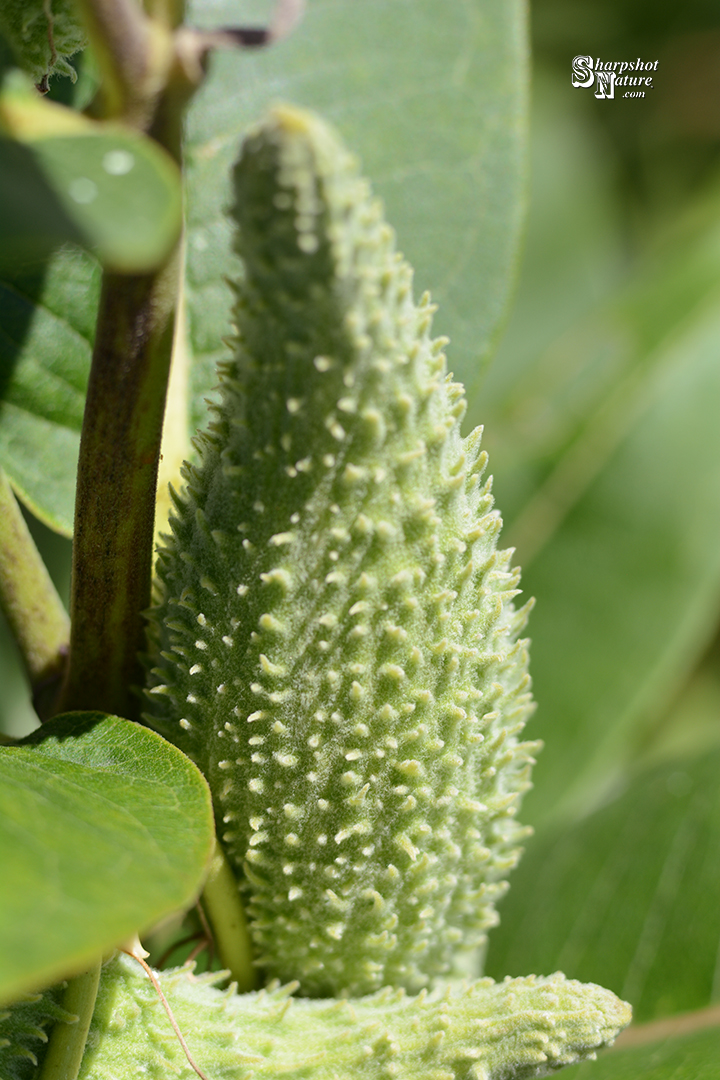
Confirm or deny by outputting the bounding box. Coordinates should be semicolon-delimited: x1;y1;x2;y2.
572;55;658;99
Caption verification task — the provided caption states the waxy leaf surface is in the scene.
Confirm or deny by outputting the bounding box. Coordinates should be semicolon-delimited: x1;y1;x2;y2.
486;748;720;1024
564;1026;720;1080
0;72;182;273
0;247;96;534
0;713;214;1003
185;0;528;428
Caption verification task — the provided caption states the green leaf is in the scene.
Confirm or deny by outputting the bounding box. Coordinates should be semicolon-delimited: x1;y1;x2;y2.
563;1027;720;1080
184;0;528;428
486;748;720;1023
0;246;97;535
27;130;181;273
0;72;182;273
0;128;181;274
0;137;85;265
0;73;181;532
0;712;214;1004
467;69;624;443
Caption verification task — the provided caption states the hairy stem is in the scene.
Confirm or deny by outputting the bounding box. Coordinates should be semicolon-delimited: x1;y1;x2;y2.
0;467;69;717
38;961;101;1080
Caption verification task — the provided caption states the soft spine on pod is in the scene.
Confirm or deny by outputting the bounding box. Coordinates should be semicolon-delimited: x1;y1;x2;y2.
0;0;86;84
20;954;632;1080
146;106;539;998
0;984;75;1080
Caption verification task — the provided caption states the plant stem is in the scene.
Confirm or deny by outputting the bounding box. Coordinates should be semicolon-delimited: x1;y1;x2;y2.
57;250;181;720
614;1002;720;1048
200;839;258;993
57;0;200;721
0;467;69;717
38;961;101;1080
72;0;159;124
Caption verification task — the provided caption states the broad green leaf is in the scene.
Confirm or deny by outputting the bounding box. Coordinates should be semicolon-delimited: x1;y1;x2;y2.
486;749;720;1023
0;73;181;532
0;72;182;272
468;68;624;442
0;136;85;265
184;0;528;428
0;246;97;535
0;712;214;1003
564;1027;720;1080
27;130;181;272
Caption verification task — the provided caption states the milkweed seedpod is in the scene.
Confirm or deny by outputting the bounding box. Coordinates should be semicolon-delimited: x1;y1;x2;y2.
26;954;631;1080
146;106;538;998
0;0;86;86
0;985;75;1080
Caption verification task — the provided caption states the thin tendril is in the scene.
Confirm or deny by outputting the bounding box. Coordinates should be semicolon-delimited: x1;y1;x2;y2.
156;931;204;970
123;950;211;1080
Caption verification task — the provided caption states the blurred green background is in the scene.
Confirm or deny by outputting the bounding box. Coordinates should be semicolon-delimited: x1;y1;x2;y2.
479;0;720;1033
2;0;720;1046
480;0;720;826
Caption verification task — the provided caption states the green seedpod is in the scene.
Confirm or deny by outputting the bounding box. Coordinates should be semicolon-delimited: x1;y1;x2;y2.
146;106;538;997
0;0;86;85
34;954;631;1080
0;984;74;1080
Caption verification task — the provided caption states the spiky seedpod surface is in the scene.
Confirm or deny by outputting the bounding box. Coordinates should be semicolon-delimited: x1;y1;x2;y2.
0;0;86;84
30;954;629;1080
147;106;538;997
0;985;74;1080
